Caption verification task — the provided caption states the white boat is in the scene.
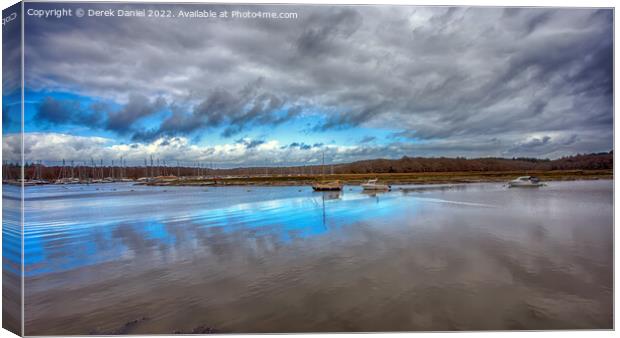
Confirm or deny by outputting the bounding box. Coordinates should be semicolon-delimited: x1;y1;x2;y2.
508;176;544;188
54;178;79;185
361;179;391;191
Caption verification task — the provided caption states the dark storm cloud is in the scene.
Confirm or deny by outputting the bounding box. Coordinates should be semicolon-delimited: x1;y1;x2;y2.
23;3;613;158
36;97;79;124
131;79;301;140
106;94;167;134
34;95;165;134
314;101;391;131
235;138;266;149
35;97;104;126
295;8;363;57
281;142;325;151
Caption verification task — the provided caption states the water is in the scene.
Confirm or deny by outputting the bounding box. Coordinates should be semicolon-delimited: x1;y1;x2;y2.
2;184;22;334
16;180;612;334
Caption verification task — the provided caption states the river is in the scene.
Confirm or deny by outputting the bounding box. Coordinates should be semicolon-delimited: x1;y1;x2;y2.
11;180;613;334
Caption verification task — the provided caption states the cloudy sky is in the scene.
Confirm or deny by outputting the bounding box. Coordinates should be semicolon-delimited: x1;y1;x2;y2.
4;3;613;166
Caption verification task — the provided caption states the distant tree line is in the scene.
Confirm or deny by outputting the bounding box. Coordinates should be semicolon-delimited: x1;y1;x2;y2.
334;151;613;174
2;151;613;181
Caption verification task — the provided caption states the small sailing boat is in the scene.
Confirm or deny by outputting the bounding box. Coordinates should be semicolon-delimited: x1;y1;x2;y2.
311;150;343;191
312;181;343;191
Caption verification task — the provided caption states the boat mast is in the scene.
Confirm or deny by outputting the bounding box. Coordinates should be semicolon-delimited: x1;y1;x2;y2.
322;150;325;178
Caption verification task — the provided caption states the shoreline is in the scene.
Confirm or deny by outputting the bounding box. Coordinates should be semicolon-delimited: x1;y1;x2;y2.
139;170;613;187
6;169;612;188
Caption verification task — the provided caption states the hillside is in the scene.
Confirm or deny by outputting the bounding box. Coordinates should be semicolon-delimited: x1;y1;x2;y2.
335;151;613;174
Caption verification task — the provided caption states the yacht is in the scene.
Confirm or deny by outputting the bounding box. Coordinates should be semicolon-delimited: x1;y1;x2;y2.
361;178;391;191
312;181;343;191
508;176;544;188
311;150;343;191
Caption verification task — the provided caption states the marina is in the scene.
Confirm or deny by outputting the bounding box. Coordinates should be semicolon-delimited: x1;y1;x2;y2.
2;158;613;188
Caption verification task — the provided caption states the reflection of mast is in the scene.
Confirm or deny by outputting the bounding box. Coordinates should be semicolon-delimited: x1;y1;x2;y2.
321;150;325;178
322;192;326;226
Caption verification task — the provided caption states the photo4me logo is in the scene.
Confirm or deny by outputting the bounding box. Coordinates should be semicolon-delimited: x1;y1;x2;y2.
2;12;17;27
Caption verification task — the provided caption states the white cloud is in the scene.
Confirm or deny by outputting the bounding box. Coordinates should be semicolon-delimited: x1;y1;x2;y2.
11;133;377;167
7;130;604;168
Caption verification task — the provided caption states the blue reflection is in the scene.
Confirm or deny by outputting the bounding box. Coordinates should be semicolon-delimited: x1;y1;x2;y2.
3;185;22;275
21;184;419;276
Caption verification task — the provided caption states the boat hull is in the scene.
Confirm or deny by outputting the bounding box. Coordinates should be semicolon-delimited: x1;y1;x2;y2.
508;182;544;188
312;182;343;191
312;187;343;191
361;184;391;191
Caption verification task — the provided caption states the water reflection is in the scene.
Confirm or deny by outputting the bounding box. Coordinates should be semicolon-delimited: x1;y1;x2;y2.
21;180;613;334
360;190;389;205
22;185;408;276
3;185;21;275
399;184;469;194
317;191;341;225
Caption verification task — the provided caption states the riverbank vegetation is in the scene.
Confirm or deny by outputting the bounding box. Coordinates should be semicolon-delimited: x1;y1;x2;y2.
142;169;612;187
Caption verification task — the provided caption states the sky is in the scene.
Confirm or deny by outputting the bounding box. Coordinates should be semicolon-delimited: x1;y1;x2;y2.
2;3;613;166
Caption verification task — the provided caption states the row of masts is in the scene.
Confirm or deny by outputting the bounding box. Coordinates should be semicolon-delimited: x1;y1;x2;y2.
55;157;130;181
48;157;218;181
3;157;338;183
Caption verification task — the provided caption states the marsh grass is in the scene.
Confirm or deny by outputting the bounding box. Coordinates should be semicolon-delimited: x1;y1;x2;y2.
145;169;612;187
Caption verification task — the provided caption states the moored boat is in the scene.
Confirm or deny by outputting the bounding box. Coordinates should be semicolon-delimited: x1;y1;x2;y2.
312;181;343;191
311;149;343;191
361;178;391;191
508;176;544;188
